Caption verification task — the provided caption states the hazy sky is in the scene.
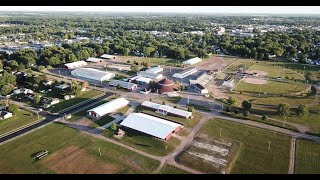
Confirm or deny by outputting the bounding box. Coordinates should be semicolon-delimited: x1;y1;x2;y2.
0;6;319;14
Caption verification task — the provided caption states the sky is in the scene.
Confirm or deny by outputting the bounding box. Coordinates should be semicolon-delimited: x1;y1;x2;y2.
0;6;319;14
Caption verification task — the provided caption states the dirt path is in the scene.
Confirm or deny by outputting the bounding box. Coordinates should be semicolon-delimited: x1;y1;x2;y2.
288;137;296;174
155;115;211;174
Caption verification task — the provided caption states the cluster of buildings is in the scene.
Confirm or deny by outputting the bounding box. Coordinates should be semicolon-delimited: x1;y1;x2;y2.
86;97;193;140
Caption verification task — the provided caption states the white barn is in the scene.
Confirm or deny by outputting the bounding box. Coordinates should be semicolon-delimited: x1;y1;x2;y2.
182;57;202;65
173;67;198;79
141;101;193;119
109;80;138;91
137;71;163;80
120;113;182;140
86;57;104;63
64;61;87;69
101;54;116;59
145;66;164;74
87;97;129;119
71;68;115;82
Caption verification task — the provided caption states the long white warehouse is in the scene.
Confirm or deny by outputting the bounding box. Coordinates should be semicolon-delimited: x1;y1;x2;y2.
71;68;115;82
64;61;87;69
120;113;182;140
87;97;129;119
141;101;193;119
182;57;202;65
173;67;198;79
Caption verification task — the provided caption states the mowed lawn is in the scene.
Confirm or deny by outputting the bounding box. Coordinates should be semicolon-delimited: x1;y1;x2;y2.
252;63;305;80
295;139;320;174
159;164;190;174
0;109;41;136
235;80;307;95
201;118;291;174
103;127;181;157
48;90;103;113
0;123;160;174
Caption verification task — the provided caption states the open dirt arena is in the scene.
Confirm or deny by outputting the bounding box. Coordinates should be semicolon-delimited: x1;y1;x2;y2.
41;146;121;174
242;77;267;85
196;56;229;71
245;70;268;76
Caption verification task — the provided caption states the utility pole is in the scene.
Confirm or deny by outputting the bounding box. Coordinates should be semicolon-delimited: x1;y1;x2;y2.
268;140;271;151
99;147;101;156
283;116;286;127
220;128;222;137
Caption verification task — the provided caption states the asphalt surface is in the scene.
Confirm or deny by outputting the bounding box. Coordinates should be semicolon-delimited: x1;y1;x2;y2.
0;93;114;144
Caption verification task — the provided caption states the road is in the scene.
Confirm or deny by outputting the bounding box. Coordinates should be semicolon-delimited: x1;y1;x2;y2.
288;137;296;174
0;93;114;145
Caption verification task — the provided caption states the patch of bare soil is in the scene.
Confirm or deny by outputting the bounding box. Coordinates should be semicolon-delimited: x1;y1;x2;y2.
196;56;228;71
242;78;267;85
245;70;268;76
41;146;122;174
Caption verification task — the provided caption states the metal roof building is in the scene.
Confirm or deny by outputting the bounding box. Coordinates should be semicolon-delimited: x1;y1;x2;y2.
64;61;87;69
145;66;164;74
173;67;198;79
71;68;115;82
101;54;116;59
141;101;193;119
86;57;104;63
120;113;182;140
182;57;202;65
137;71;163;80
87;97;129;119
109;80;137;91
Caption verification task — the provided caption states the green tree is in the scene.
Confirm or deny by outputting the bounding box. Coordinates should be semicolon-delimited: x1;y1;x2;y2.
241;100;252;111
131;64;139;73
71;84;82;96
297;104;309;118
277;103;290;117
33;94;41;104
227;96;237;106
262;114;268;121
243;110;249;117
0;85;13;96
188;106;195;113
111;122;117;131
8;104;19;115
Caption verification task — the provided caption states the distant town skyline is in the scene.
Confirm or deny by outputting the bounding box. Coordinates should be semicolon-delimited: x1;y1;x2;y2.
0;6;320;14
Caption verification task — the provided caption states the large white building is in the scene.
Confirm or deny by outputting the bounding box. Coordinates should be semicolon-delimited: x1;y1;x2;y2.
182;57;202;65
145;66;164;74
141;101;193;119
101;54;116;59
109;80;137;91
137;71;163;80
120;113;182;140
87;97;129;119
173;67;198;79
71;68;115;82
64;61;87;69
86;57;104;63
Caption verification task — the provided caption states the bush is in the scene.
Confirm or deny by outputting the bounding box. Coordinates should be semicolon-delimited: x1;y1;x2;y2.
188;106;195;113
243;110;249;117
227;96;237;106
262;114;268;121
8;104;19;115
127;60;130;63
234;109;239;114
226;106;231;112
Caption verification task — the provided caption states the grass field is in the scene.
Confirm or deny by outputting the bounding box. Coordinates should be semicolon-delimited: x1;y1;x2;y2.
103;127;180;156
282;62;320;82
252;63;305;80
0;109;41;136
188;104;211;112
135;105;202;128
220;111;299;132
48;90;103;113
234;80;307;95
200;118;291;174
117;105;131;116
159;164;190;174
0;123;160;174
88;116;114;128
295;139;320;174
